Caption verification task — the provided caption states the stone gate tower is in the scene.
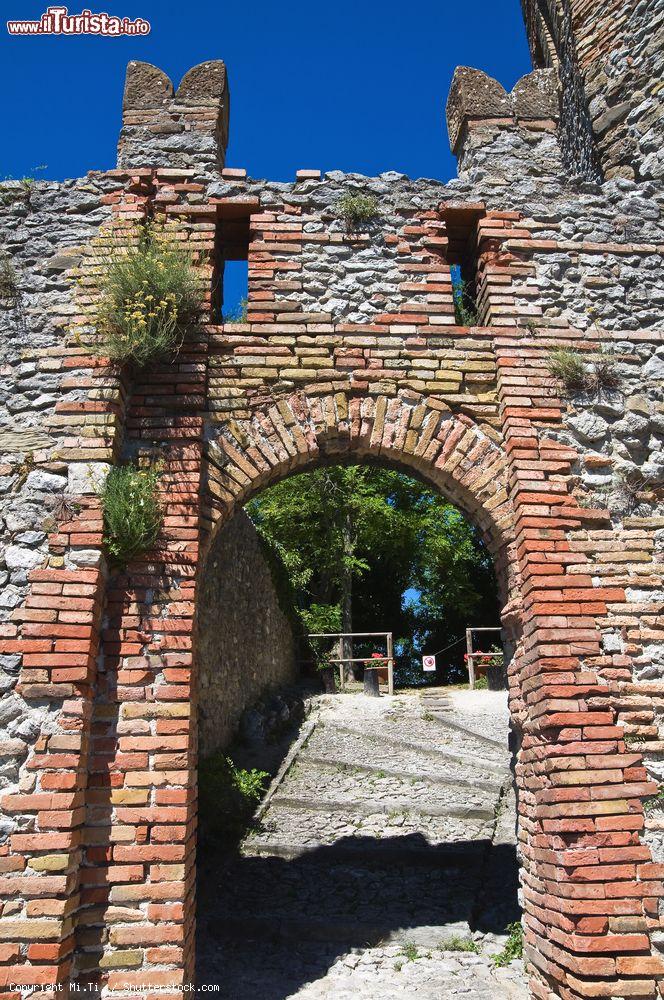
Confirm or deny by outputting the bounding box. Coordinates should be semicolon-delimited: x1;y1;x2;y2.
0;2;662;999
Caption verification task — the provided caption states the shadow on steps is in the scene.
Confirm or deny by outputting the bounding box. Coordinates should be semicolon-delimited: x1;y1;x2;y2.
196;832;521;999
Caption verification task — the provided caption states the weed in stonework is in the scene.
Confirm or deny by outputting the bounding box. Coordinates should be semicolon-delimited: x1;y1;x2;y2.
394;960;404;972
644;786;664;814
493;922;523;967
90;221;202;368
337;192;379;231
401;942;419;963
225;296;248;323
422;711;434;721
440;935;480;954
0;255;18;304
100;463;163;566
547;345;620;397
612;470;664;515
590;346;620;392
198;753;269;847
547;348;589;395
14;451;35;489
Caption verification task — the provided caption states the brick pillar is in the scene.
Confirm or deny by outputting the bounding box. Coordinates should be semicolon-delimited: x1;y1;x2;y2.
487;219;664;999
73;179;217;992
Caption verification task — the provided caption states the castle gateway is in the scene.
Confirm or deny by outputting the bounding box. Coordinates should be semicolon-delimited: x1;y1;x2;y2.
0;3;663;998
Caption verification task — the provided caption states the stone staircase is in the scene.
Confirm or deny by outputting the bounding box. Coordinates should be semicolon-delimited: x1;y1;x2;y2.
196;689;528;999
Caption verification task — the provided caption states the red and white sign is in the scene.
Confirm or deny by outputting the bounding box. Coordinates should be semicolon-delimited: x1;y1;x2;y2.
422;655;436;672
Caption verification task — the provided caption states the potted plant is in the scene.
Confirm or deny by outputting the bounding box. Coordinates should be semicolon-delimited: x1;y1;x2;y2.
479;645;505;690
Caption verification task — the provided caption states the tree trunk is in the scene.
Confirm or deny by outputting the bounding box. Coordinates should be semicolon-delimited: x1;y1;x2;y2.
341;510;356;681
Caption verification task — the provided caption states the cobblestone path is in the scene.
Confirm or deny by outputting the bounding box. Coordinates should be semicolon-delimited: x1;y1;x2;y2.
196;689;528;999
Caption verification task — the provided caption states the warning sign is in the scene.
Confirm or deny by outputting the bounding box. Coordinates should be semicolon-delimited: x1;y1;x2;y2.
422;655;436;672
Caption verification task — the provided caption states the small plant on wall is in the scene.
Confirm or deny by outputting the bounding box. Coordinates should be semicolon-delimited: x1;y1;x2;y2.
337;192;379;231
0;253;18;305
198;753;269;847
100;463;163;566
450;265;478;326
91;222;202;368
547;346;620;397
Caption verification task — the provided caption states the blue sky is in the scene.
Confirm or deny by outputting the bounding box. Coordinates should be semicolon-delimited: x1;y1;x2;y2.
2;1;531;184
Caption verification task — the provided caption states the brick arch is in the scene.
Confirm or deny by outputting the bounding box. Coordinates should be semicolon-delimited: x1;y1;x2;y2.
202;390;519;607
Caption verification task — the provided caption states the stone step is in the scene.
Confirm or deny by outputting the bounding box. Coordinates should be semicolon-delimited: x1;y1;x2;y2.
245;798;492;853
306;723;507;785
241;836;490;866
329;721;508;774
421;710;508;751
201;913;474;948
271;794;496;822
195;937;526;1000
199;850;487;945
297;753;503;794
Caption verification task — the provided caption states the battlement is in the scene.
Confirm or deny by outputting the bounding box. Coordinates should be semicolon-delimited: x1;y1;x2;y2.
445;67;562;180
117;59;230;175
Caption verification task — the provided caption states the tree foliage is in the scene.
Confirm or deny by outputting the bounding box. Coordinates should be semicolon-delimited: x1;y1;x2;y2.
246;465;499;685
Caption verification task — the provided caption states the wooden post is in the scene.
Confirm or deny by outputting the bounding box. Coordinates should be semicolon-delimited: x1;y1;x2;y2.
387;632;394;695
466;627;475;690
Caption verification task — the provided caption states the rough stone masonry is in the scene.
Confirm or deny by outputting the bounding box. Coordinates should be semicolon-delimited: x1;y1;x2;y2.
0;1;663;998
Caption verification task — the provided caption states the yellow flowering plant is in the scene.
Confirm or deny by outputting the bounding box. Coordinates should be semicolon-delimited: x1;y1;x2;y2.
93;222;202;367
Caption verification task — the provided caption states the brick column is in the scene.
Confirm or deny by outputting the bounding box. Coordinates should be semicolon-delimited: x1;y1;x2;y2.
489;222;664;999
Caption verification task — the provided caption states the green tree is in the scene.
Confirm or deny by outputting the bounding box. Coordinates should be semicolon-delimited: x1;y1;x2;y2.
246;466;499;685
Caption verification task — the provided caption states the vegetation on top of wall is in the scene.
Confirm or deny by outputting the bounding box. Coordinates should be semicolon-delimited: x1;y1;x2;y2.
337;192;379;231
253;526;307;640
547;346;620;396
198;752;269;846
100;463;163;566
91;222;202;368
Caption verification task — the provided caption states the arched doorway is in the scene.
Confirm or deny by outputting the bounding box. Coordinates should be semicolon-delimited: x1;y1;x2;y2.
188;390;526;992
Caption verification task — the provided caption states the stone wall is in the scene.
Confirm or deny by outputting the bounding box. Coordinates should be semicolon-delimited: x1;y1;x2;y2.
0;14;662;1000
522;0;664;182
196;509;297;757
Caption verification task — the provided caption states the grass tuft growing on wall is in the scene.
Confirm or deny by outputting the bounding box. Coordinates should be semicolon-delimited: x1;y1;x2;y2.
100;463;162;566
547;348;589;395
547;347;620;397
92;222;202;368
0;254;18;304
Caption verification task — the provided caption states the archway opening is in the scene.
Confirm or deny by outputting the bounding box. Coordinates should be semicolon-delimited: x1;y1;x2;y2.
193;456;523;997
